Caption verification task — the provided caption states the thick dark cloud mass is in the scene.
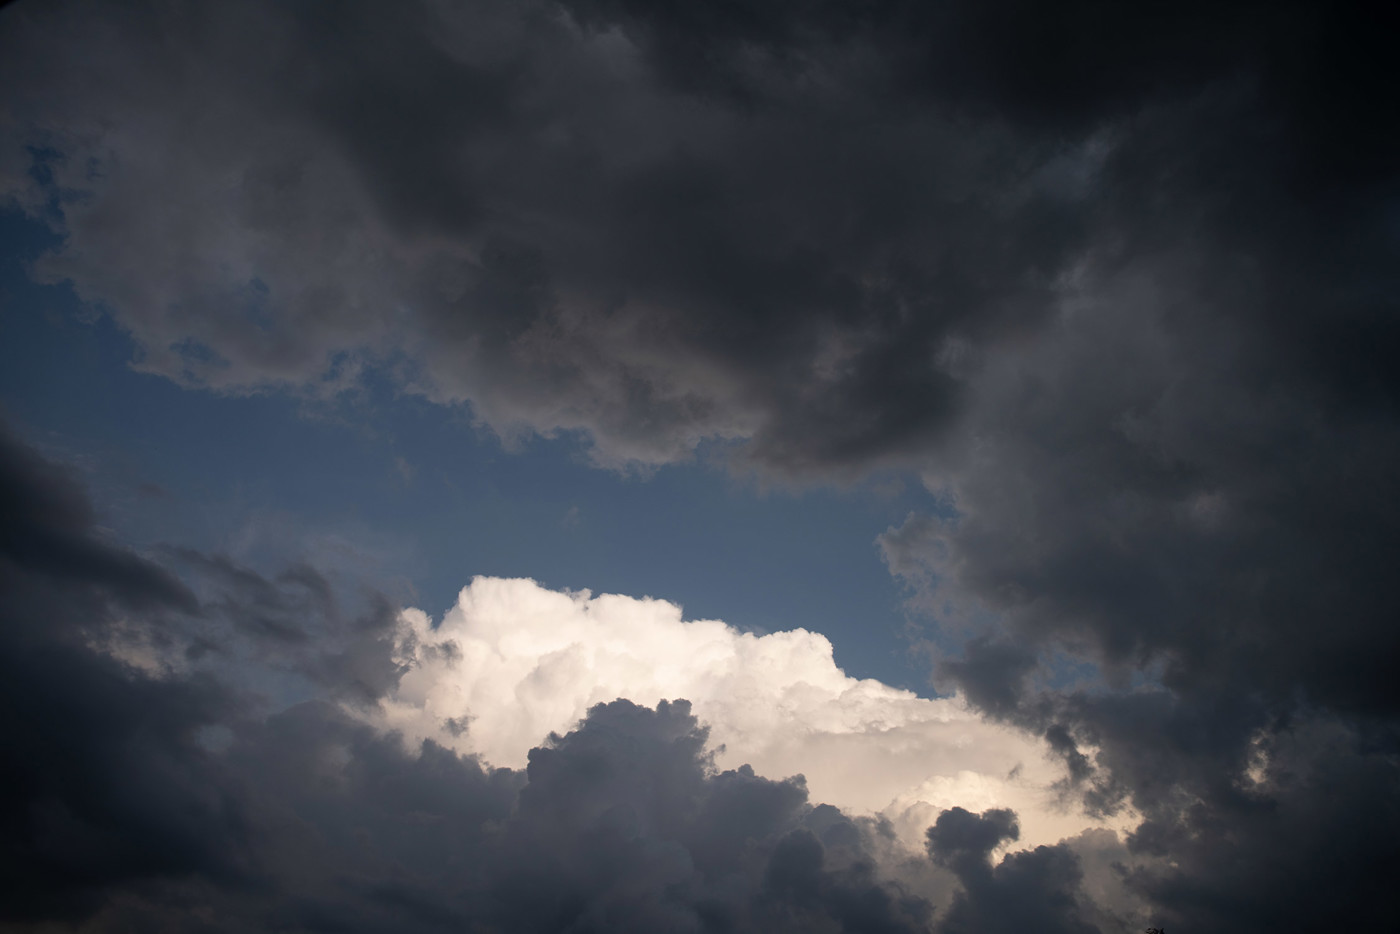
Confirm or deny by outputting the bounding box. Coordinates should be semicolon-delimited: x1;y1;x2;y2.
0;425;963;931
3;0;1399;931
0;425;240;922
3;1;1391;473
0;0;1114;470
926;808;1099;934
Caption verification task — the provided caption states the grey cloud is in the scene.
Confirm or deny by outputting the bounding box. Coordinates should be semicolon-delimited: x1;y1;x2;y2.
925;807;1101;934
161;548;405;705
880;252;1400;716
877;247;1400;926
0;424;247;922
925;806;1019;878
2;0;1097;472
1;2;1392;472
935;637;1036;721
1117;714;1399;933
857;10;1400;926
0;420;196;614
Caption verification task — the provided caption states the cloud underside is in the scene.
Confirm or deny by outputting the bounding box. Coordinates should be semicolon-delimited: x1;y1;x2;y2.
2;0;1398;931
4;2;1389;476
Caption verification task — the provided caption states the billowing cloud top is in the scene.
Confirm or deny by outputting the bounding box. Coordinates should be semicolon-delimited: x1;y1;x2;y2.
380;577;1115;847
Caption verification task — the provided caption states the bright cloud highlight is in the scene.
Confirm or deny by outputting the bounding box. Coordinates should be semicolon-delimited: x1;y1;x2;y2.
374;577;1120;848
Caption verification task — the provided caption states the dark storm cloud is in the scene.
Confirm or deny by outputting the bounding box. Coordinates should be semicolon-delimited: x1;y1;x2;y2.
0;2;1392;470
209;698;938;934
1;0;1091;471
875;255;1400;926
0;424;244;921
925;807;1100;934
846;13;1400;915
934;636;1036;721
0;422;196;612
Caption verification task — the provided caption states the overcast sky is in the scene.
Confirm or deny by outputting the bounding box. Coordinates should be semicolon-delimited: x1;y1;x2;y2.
1;1;1396;932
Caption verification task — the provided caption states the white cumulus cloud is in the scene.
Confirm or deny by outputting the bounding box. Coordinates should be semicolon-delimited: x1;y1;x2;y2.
373;577;1124;848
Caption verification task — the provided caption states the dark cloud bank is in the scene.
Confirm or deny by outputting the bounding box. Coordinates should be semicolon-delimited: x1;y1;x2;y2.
2;0;1399;931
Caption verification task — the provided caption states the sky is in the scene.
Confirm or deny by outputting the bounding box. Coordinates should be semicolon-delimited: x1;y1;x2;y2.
0;1;1396;932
